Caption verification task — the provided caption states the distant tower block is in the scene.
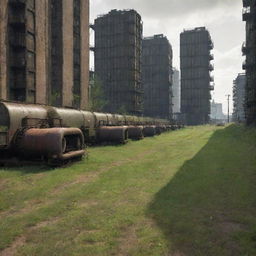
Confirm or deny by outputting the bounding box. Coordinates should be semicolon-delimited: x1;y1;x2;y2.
233;73;246;123
172;68;181;114
94;9;143;115
180;27;214;125
142;34;173;119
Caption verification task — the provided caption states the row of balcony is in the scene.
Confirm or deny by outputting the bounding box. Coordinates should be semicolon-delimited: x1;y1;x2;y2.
243;0;256;7
242;60;256;70
242;42;256;55
9;0;26;6
209;64;214;71
208;40;214;50
209;83;215;91
243;7;256;21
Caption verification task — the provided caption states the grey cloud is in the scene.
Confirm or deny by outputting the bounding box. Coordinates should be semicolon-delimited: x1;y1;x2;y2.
100;0;241;19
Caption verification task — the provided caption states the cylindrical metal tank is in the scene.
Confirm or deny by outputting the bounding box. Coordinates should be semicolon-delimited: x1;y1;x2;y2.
48;107;84;128
143;126;156;137
126;126;144;140
18;127;85;161
96;126;128;144
0;101;49;147
94;112;108;127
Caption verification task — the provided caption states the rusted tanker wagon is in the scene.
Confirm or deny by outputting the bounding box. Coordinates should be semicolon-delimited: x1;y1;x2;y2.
0;101;179;165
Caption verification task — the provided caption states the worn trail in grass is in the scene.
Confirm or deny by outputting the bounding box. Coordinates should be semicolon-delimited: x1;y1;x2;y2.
1;125;256;256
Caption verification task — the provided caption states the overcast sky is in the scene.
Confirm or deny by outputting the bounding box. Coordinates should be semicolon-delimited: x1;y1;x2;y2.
90;0;245;114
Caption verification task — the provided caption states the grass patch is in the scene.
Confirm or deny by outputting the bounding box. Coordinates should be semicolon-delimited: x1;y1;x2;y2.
0;125;256;255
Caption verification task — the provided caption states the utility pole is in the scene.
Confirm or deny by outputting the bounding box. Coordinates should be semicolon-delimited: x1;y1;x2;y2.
226;94;231;123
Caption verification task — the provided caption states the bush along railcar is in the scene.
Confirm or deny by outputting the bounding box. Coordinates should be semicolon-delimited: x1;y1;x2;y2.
0;101;182;165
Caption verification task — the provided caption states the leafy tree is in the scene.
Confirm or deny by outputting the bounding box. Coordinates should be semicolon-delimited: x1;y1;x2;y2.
89;76;107;112
117;105;127;115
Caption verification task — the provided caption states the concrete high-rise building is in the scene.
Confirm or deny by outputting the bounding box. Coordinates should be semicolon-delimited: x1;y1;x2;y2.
142;34;173;119
94;9;143;115
210;101;226;121
233;73;246;123
0;0;50;103
172;68;180;114
49;0;89;109
180;27;214;125
0;0;89;109
242;0;256;125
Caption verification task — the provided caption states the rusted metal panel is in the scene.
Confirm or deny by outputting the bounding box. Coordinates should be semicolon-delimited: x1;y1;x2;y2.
106;113;116;126
93;112;108;127
126;126;143;140
143;126;156;137
18;127;85;160
0;101;48;145
114;114;126;125
125;115;135;125
97;126;128;144
50;107;84;128
81;111;95;129
0;132;8;147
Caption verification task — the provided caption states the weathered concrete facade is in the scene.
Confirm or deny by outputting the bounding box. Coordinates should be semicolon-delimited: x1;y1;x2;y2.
50;0;89;109
242;0;256;125
142;34;173;119
36;0;50;104
0;0;8;101
172;68;181;114
0;0;38;103
62;0;74;107
233;73;246;123
0;0;89;109
80;0;90;110
94;9;143;115
180;27;214;125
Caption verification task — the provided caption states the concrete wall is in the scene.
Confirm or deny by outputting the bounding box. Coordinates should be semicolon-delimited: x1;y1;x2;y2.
172;68;180;113
36;0;50;104
62;0;74;107
0;0;8;100
0;0;90;109
80;0;89;110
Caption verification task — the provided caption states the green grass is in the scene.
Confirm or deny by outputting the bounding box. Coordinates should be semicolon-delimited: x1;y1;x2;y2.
1;125;256;255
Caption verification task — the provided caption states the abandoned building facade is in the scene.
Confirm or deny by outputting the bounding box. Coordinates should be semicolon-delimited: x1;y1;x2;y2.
142;34;173;119
172;68;180;114
0;0;89;109
180;27;214;125
242;0;256;125
93;9;143;115
233;73;246;123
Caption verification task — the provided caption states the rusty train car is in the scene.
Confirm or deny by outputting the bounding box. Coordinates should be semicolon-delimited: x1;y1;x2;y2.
0;101;181;165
